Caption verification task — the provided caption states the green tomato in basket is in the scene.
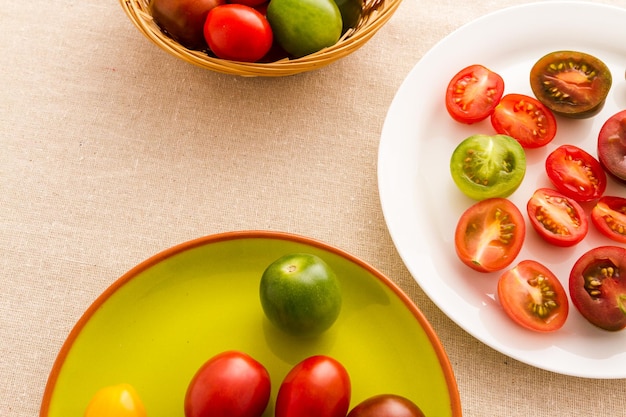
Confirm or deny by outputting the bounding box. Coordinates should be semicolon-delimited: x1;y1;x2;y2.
333;0;363;33
267;0;343;58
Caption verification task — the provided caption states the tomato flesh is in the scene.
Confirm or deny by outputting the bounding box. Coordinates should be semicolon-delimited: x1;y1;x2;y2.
450;134;526;201
597;109;626;183
591;196;626;244
569;246;626;331
498;260;569;332
545;144;607;202
276;355;351;417
454;198;525;273
445;64;505;124
526;188;588;247
530;50;612;118
490;93;557;148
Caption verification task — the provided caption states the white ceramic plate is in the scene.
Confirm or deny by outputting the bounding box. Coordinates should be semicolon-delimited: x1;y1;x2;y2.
378;1;626;379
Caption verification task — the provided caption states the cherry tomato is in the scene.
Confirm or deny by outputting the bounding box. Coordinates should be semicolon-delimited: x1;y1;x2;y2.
454;198;525;273
591;196;626;244
526;188;588;247
490;93;557;148
545;144;607;202
450;134;526;201
185;351;271;417
597;109;626;183
276;355;351;417
530;50;612;118
203;4;273;62
498;260;569;332
84;383;146;417
230;0;268;7
445;64;505;124
569;246;626;331
347;394;425;417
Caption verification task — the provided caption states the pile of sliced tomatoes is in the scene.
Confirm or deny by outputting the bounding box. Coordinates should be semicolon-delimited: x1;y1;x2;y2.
445;52;626;333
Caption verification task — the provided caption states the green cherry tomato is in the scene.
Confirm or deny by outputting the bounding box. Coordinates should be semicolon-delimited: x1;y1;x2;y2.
450;134;526;200
259;253;342;337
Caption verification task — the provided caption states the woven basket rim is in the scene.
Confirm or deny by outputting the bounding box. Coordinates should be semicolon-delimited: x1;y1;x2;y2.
119;0;402;76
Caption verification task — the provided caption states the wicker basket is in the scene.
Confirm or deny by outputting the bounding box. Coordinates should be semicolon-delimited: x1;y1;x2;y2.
119;0;402;77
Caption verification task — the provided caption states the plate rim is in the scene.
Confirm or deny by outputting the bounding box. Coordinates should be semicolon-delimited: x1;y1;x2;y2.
39;230;462;416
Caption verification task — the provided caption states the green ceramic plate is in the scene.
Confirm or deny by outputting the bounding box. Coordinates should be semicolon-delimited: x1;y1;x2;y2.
40;231;461;417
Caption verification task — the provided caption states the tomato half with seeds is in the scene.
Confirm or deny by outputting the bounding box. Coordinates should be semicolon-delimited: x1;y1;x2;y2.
450;134;526;200
597;109;626;183
445;64;505;124
545;144;607;202
569;246;626;331
490;93;557;148
591;196;626;244
455;198;525;273
530;50;612;118
526;188;588;247
498;260;569;332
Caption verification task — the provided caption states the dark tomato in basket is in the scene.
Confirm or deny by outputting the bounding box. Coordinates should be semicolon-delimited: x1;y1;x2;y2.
498;260;569;332
591;196;626;244
204;4;273;62
490;93;557;148
347;394;425;417
569;246;626;331
530;50;612;118
527;188;588;247
450;134;526;201
445;64;505;124
454;198;525;273
545;144;607;202
597;109;626;183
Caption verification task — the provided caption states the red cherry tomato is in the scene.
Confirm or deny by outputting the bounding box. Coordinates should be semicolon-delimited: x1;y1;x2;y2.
445;64;505;124
454;198;525;273
569;246;626;331
184;351;271;417
545;144;607;202
498;260;569;332
597;109;626;183
526;188;588;247
347;394;425;417
591;196;626;244
276;355;351;417
204;4;273;62
490;93;557;148
230;0;268;7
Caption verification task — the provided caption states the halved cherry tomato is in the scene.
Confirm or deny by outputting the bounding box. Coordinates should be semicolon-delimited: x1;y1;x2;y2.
490;93;557;148
597;109;626;183
569;246;626;331
445;64;505;124
454;198;525;273
591;196;626;244
545;144;607;202
526;188;588;247
498;260;569;332
530;50;612;118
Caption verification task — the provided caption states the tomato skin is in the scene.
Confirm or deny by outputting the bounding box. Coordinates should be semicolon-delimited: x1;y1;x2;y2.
84;384;146;417
526;188;588;247
347;394;425;417
454;198;525;273
498;260;569;332
490;93;557;148
445;64;505;124
276;355;351;417
597;109;626;183
184;351;271;417
450;134;526;201
203;4;273;62
530;50;612;118
545;144;607;202
569;246;626;331
591;196;626;244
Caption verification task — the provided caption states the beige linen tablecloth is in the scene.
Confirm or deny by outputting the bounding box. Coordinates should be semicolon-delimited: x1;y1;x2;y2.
2;0;626;416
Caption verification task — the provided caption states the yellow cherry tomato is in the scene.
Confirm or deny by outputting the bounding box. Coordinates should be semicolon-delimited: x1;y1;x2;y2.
84;383;147;417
